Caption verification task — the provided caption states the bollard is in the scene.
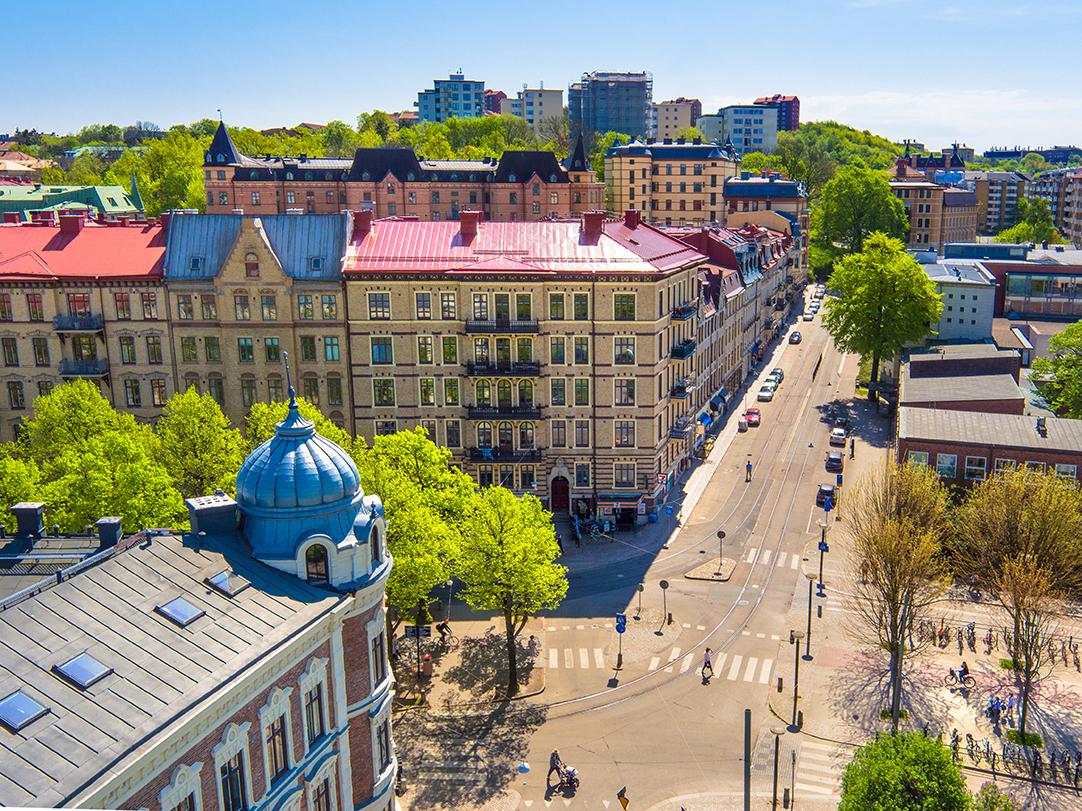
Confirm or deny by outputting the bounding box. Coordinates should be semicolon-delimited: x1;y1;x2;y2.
783;787;790;808
667;612;673;625
777;676;784;693
797;710;803;729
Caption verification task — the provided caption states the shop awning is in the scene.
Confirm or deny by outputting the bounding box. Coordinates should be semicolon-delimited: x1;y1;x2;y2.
596;492;644;508
698;413;713;427
710;388;729;410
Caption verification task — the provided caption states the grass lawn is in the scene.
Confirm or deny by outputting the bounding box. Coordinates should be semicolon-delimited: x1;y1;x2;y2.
855;354;873;398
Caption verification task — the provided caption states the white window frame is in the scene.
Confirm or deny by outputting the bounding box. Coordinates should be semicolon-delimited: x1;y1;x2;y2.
1025;461;1046;472
994;458;1016;473
159;761;204;811
1055;463;1078;480
305;755;339;811
366;606;390;694
370;705;395;788
964;456;987;481
935;453;957;479
906;450;929;466
614;378;636;407
298;657;330;755
258;686;295;788
212;722;254;811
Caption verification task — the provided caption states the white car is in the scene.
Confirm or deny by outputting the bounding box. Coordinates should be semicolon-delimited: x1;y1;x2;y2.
803;311;815;321
757;385;775;402
829;427;847;447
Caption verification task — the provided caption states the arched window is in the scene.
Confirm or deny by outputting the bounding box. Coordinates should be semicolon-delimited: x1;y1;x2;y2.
362;171;371;181
476;380;491;405
244;252;259;278
305;545;329;585
532;183;540;196
370;526;381;566
216;153;225;162
549;174;558;183
450;173;459;182
477;422;493;448
285;172;294;181
518;379;533;406
407;172;415;181
508;173;517;183
497;379;512;408
519;422;534;449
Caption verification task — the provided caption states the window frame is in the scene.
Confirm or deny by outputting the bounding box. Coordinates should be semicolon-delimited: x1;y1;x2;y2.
212;722;254;811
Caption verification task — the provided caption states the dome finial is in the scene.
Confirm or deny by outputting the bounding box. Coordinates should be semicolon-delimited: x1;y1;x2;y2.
283;350;298;409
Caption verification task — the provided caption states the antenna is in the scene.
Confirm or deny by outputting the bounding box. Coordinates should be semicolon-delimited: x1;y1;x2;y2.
217;108;223;122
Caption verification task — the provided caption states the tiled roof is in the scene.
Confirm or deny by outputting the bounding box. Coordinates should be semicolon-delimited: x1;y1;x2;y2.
0;221;165;281
898;406;1082;454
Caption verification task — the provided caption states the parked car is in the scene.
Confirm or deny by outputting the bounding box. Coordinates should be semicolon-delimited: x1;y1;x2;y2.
803;312;815;321
834;415;850;434
744;407;761;426
816;483;836;507
757;385;775;402
809;302;820;313
829;427;847;447
789;331;802;344
826;451;844;472
771;367;785;384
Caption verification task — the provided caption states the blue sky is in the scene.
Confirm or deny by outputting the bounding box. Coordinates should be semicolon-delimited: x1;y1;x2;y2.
6;0;1079;151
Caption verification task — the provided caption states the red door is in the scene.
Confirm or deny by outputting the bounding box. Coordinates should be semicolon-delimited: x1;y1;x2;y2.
550;476;570;512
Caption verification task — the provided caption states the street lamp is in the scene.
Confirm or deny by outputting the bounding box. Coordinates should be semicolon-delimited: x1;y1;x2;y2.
804;572;816;660
716;529;726;575
789;629;806;729
770;726;787;810
445;578;454;621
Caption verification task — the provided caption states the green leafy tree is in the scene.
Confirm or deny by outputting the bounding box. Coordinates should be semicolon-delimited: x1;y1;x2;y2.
822;232;942;394
810;166;908;269
1019;152;1050;176
674;126;702;141
1033;319;1082;416
590;131;631;181
971;784;1019;810
155;388;246;497
994;197;1063;245
244;398;354;456
357;111;399;141
456;487;568;696
774;131;838;200
839;732;969;811
19;379;139;466
739;151;784;175
0;453;40;532
788;121;901;170
320;120;361;157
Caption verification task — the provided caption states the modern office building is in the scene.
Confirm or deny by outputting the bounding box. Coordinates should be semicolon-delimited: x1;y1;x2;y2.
696;105;779;157
415;72;486;123
918;260;997;342
568;71;653;141
501;86;564;130
651;98;702;141
753;94;800;131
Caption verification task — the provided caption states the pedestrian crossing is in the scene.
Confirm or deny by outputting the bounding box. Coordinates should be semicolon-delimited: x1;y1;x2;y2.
541;643;775;683
744;547;802;569
794;739;846;800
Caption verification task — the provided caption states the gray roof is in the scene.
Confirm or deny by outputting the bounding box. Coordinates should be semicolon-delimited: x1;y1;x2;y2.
921;261;995;286
0;535;101;601
898;406;1082;454
900;371;1023;404
0;531;340;807
910;343;1013;360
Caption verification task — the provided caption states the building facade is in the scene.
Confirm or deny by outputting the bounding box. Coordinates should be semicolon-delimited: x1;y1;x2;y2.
604;140;740;227
483;89;507;114
964;170;1029;235
919;260;997;342
0;183;142;220
416;72;485;123
696;105;779;157
889;164;979;250
753;95;800;131
650;98;702;141
1028;168;1082;245
501;87;564;130
568;71;653;140
203;122;603;221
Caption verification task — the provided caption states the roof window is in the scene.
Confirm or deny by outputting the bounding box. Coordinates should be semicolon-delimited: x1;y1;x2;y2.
53;652;113;689
0;690;48;731
189;256;204;273
156;596;205;627
308;257;324;273
206;570;250;597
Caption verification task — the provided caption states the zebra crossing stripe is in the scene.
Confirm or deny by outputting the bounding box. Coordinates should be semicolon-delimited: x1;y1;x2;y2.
759;659;774;684
648;655;661;671
743;656;759;682
594;648;605;668
727;654;744;680
761;550;772;566
714;652;727;674
790;555;799;570
563;648;573;668
745;548;757;564
680;653;694;673
775;552;786;568
664;647;682;672
548;648;558;669
579;648;589;668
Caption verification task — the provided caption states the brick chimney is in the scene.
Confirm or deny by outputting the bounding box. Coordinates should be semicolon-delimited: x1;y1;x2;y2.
354;209;373;235
118;215;130;227
582;210;606;241
59;212;85;235
459;210;483;239
624;209;641;229
1;212;19;224
159;211;171;234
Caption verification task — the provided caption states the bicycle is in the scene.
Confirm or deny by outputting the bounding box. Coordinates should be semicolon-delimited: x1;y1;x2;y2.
944;669;976;689
966;733;977;763
435;627;461;651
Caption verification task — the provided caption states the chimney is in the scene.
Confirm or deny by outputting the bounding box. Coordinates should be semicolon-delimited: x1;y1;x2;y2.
118;215;130;227
741;171;751;180
11;502;45;545
159;211;171;234
59;212;85;234
354;209;373;235
582;210;606;241
624;209;641;229
1;212;19;224
459;210;483;239
94;516;123;549
1037;416;1048;437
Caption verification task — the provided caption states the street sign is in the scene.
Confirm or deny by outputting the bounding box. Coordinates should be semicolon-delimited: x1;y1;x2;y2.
657;473;666;483
824;496;833;513
716;530;727;540
664;505;674;516
836;473;843;487
659;580;669;590
617;787;629;809
615;613;627;633
404;625;431;639
818;540;829;554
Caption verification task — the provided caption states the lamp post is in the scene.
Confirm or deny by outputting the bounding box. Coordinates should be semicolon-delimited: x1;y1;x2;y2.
804;572;816;660
445;578;454;621
770;726;787;810
817;520;829;597
716;529;726;574
789;629;805;729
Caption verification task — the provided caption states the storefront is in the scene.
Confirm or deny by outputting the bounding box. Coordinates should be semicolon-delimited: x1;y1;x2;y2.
596;492;646;529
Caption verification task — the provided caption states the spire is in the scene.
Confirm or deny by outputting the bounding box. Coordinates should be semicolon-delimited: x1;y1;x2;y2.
207;119;242;166
568;132;588;172
284;351;297;409
275;351;313;437
129;170;144;212
903;139;911;159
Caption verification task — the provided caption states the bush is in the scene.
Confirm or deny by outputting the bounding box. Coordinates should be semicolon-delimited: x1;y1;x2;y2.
1005;729;1042;748
879;708;908;720
839;732;969;810
998;657;1017;671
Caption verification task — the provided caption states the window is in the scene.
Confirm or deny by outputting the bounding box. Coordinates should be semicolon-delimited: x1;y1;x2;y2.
614;293;636;320
907;450;929;466
142;292;158;319
201;296;218;320
368;292;391;320
306;544;329;584
298;294;314;320
573;293;589;320
37;380;52;398
441;336;458;364
549;293;565;320
376;717;392;772
1025;461;1046;472
575;462;590;487
440;292;457;319
1055;463;1077;479
177;295;194;320
516;293;531;320
615;463;636;488
260;295;277;321
375;420;397;435
615;336;635;364
417;336;433;363
300;336;317;361
234;295;250;321
516;338;533;363
219;752;248;811
446;420;461;447
324;336;340;361
72;335;95;362
615;379;636;406
615;419;635;447
370;337;392;365
574;337;589;364
180;336;197;362
550;337;565;364
124;379;141;407
146;335;163;364
232;337;253;363
151;379;167;407
416;292;432;319
419;378;435;405
305;682;326;745
964;456;987;481
0;337;16;367
251;192;260;206
68;293;90;316
265;337;281;363
324;376;341;406
574;379;589;406
473;338;490;364
114;293;131;320
240;378;255;407
477;421;493;448
205;336;221;362
265;715;289;783
371;629;388;686
575;419;589;447
373;379;395;406
444;378;460;405
7;381;24;410
935;453;957;479
157;596;205;627
552;420;566;447
472;293;489;320
32;337;50;367
266;377;283;402
27;293;43;322
303;376;319;404
550;378;565;405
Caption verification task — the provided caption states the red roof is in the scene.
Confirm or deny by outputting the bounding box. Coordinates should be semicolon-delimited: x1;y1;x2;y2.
344;218;704;276
0;222;165;281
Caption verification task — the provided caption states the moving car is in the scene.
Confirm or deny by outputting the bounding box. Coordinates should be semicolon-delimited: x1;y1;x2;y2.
757;385;776;402
829;427;848;447
816;483;836;507
826;451;844;472
770;367;785;384
744;407;761;426
789;331;802;344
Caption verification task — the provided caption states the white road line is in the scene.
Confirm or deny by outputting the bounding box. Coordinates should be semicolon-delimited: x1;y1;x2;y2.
742;630;751;636
648;656;661;671
576;624;585;630
579;648;589;668
759;659;774;684
548;648;558;669
665;647;682;672
562;625;570;631
756;632;765;638
761;549;772;566
795;782;838;796
547;626;557;632
791;555;799;570
563;648;573;668
771;635;781;641
775;552;787;568
714;652;728;674
696;625;706;631
728;654;744;680
594;648;605;668
745;547;756;564
682;622;691;628
743;656;759;682
680;653;694;673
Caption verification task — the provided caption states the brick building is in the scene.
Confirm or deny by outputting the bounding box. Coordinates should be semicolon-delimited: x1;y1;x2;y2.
0;392;395;809
753;94;801;132
203;122;602;221
889;161;979;250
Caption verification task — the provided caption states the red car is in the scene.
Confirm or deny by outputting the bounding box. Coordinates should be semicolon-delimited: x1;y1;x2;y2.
744;407;761;427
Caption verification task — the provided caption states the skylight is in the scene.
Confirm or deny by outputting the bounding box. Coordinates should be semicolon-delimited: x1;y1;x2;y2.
0;690;48;731
53;652;113;689
206;570;250;598
156;596;205;627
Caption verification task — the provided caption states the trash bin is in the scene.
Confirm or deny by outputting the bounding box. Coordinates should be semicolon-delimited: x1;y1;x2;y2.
421;652;433;679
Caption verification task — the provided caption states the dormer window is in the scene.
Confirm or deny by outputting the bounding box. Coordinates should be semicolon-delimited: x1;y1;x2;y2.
205;152;212;162
550;174;557;182
450;173;459;182
285;172;294;181
407;172;415;181
189;256;205;274
245;252;260;278
216;153;225;162
362;171;371;181
308;257;324;273
508;173;517;182
305;545;329;586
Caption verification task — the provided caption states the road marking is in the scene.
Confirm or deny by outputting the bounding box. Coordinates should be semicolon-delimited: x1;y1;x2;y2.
547;626;557;632
742;630;751;636
682;622;691;628
759;659;774;684
714;652;728;674
594;648;605;668
756;632;765;638
775;552;787;568
743;656;759;682
680;653;694;673
728;654;744;680
576;624;585;630
752;584;760;589
664;647;682;672
562;625;570;631
649;656;661;671
795;740;845;798
548;648;558;669
579;648;589;668
745;547;756;564
563;648;573;668
696;624;706;631
761;549;772;566
791;555;800;570
771;635;780;641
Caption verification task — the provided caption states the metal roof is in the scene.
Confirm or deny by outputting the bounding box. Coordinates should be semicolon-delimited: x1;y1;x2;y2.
900;371;1024;404
898;406;1082;454
0;222;165;281
162;213;242;279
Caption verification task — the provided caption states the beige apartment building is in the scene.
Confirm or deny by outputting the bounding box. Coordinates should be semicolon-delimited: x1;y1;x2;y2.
162;212;352;426
605;140;740;227
890;159;979;250
651;98;702;141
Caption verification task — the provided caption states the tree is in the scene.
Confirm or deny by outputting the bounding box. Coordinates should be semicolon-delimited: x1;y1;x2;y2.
0;453;40;533
19;379;139;467
971;784;1020;810
244;398;354;455
456;487;567;696
822;232;942;394
810;166;908;269
320;120;361;157
155;388;246;498
357;111;398;141
774;131;838;200
739;151;783;176
589;131;631;181
1019;152;1050;177
994;197;1063;245
839;732;970;811
847;461;951;730
1032;319;1082;416
786;121;900;171
674;126;702;141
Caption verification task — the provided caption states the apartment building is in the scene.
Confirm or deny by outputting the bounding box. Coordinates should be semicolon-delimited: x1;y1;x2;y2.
754;94;801;131
918;260;997;342
604;140;740;227
204;121;603;220
1028;168;1082;244
0;212;172;438
651;98;702;141
889;160;979;250
501;86;564;130
696;105;779;157
963;170;1029;235
161;212;352;427
416;71;485;122
568;71;653;140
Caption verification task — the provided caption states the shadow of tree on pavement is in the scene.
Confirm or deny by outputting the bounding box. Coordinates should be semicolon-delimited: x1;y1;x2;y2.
441;628;537;701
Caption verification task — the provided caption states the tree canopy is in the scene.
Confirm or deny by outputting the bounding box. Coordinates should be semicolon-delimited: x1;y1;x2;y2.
994;197;1064;245
1033;320;1082;416
155;387;246;497
839;732;970;811
810;166;908;270
243;398;355;456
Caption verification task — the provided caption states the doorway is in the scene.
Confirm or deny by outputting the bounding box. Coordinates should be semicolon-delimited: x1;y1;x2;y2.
550;476;570;512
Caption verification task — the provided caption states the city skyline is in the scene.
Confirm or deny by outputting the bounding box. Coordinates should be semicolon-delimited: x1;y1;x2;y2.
7;0;1081;151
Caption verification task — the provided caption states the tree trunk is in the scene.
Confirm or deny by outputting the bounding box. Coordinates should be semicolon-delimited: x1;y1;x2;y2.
869;351;881;402
504;603;518;698
1012;613;1022;670
1018;662;1033;740
890;643;903;733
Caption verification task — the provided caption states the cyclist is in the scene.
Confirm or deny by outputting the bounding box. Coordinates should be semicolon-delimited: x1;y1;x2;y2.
437;619;452;644
959;660;970;681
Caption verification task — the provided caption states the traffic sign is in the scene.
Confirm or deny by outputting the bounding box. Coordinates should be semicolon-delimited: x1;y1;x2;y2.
818;539;829;554
617;787;629;809
404;625;431;639
615;613;627;633
824;496;833;513
659;579;670;590
664;505;674;516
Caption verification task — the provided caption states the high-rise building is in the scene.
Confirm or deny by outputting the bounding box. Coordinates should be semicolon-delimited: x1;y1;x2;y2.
416;72;485;123
961;170;1029;235
696;105;779;157
651;98;702;141
568;71;653;141
483;88;508;114
501;86;564;131
753;94;801;131
1028;168;1082;244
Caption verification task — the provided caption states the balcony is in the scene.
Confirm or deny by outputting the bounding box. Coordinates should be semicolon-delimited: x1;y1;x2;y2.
671;302;698;321
468;447;543;462
465;361;541;377
53;313;103;333
59;358;109;378
670;339;696;360
467;404;542;420
670;416;693;439
464;319;539;334
670;378;695;399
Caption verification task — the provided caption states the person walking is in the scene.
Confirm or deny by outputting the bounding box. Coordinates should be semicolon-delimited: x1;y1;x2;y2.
745;460;753;482
702;647;714;680
1006;693;1016;725
849;437;855;459
547;749;563;785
